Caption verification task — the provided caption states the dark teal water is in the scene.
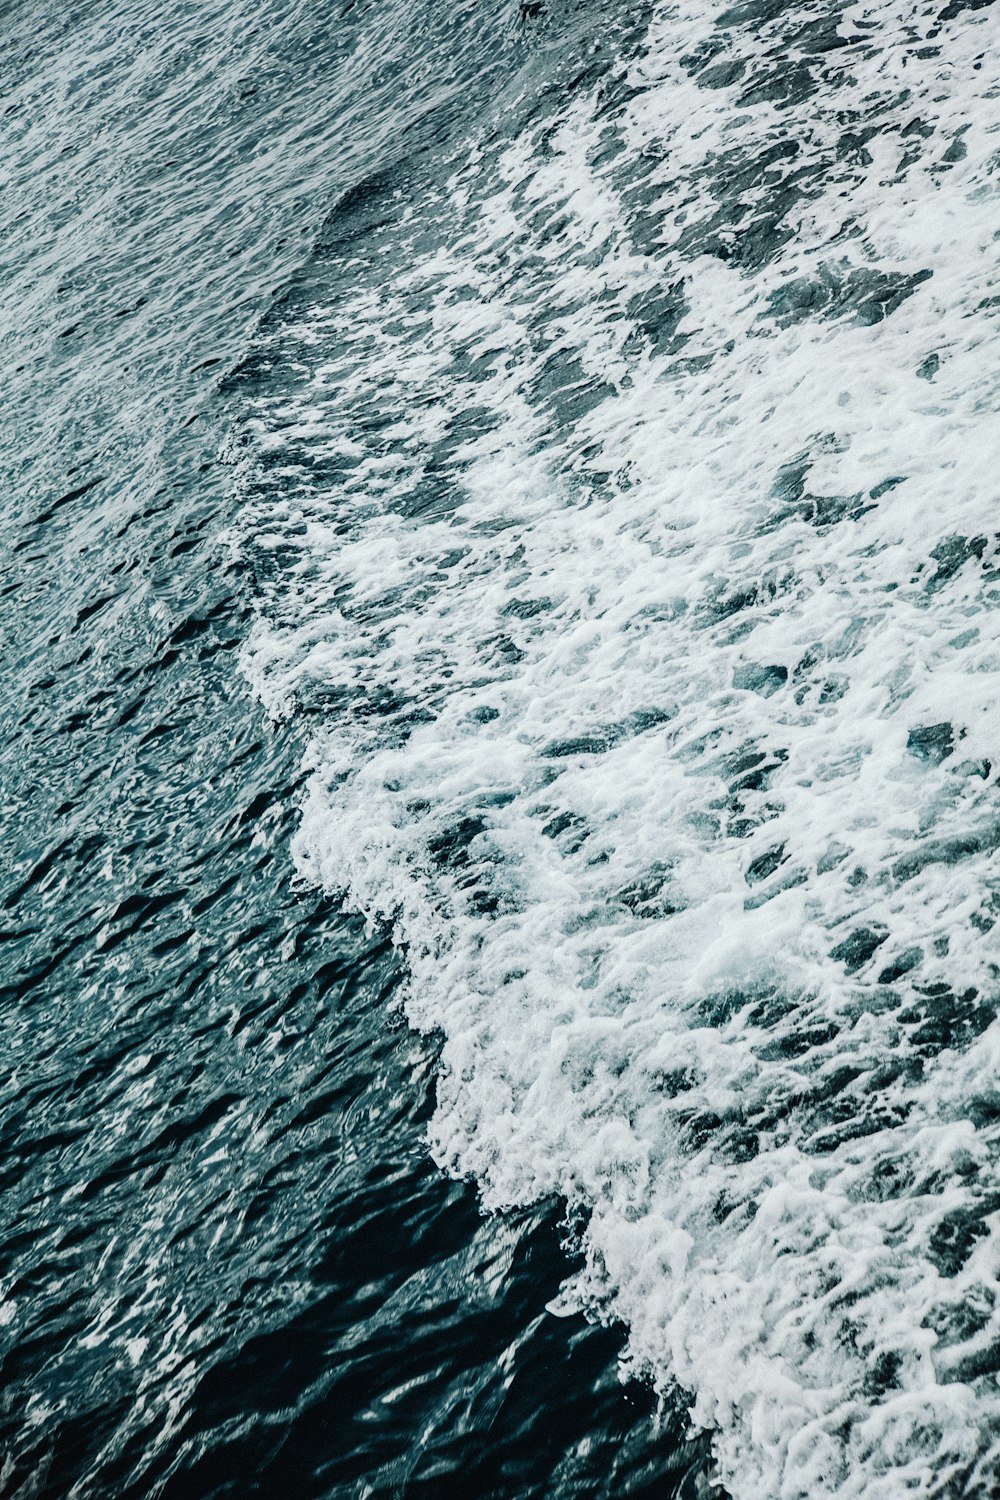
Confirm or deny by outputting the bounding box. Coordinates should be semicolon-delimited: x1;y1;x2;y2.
0;1;708;1494
7;0;1000;1495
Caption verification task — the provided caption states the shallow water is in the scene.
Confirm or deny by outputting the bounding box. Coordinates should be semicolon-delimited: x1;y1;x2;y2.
5;0;1000;1496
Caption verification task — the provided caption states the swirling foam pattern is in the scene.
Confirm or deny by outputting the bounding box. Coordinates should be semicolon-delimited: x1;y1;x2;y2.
232;1;1000;1494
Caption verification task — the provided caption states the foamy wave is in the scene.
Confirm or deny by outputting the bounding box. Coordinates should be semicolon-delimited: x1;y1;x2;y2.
232;1;1000;1493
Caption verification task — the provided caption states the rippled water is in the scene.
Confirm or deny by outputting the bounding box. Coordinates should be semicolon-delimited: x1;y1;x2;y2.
5;0;1000;1496
1;1;709;1495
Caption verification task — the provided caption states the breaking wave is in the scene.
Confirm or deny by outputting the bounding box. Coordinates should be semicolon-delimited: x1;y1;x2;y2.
230;1;1000;1493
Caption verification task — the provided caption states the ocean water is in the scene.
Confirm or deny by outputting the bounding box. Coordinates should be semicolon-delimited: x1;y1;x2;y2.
3;0;999;1496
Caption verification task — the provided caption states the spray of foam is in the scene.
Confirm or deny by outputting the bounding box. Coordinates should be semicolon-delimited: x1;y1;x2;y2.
232;2;1000;1493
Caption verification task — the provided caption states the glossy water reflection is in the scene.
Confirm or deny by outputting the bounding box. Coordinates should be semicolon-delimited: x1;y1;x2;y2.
0;1;707;1494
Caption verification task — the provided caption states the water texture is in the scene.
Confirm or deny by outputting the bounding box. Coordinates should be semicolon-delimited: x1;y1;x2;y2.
231;0;1000;1496
1;1;708;1495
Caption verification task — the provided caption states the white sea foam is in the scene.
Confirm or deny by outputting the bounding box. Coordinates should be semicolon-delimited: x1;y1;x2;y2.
232;2;1000;1493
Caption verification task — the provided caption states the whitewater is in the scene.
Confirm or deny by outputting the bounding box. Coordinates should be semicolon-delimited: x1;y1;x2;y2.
228;0;1000;1495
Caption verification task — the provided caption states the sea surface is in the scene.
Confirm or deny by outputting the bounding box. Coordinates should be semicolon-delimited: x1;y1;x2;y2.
2;1;1000;1497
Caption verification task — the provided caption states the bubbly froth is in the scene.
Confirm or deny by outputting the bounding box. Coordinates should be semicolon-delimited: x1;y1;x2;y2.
232;3;1000;1493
